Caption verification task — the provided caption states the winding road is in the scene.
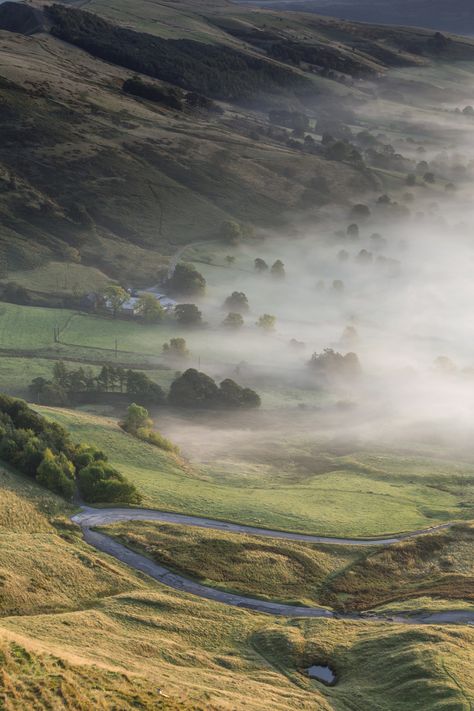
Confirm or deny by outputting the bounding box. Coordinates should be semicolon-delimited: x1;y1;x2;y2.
72;507;474;625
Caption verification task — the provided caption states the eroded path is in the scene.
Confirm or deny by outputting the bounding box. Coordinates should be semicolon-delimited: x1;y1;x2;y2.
72;507;474;625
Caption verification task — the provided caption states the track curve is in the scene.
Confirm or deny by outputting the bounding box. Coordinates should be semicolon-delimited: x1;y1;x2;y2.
72;507;474;625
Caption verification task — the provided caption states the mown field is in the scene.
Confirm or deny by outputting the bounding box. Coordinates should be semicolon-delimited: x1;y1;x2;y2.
100;519;474;612
35;406;471;537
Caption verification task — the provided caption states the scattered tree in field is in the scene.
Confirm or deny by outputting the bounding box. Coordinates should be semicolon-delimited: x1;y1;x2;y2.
338;249;349;262
257;314;276;331
121;403;177;452
356;249;373;264
174;303;202;325
332;280;344;292
138;293;164;323
168;369;260;409
351;203;371;219
341;325;358;348
224;291;249;313
102;284;128;317
308;348;361;379
254;258;268;273
163;337;189;357
121;403;151;434
347;223;359;239
166;263;206;296
424;172;435;184
271;259;285;278
225;255;235;265
406;173;416;186
221;220;244;245
222;312;244;329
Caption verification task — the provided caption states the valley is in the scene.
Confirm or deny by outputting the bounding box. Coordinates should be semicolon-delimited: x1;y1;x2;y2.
0;0;473;709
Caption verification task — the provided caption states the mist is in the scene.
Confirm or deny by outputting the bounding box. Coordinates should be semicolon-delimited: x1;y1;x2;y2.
155;74;474;463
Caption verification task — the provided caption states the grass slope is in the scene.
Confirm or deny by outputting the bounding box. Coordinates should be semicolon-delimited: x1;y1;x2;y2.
37;407;469;536
100;519;474;611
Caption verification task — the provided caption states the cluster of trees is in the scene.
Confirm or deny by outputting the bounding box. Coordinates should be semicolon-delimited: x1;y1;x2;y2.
166;263;206;297
220;220;253;245
254;258;285;277
308;349;361;379
29;362;165;406
0;394;140;503
168;369;260;409
46;4;310;102
121;403;178;453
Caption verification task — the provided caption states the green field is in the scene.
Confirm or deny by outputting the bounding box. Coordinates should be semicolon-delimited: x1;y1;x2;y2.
36;407;471;537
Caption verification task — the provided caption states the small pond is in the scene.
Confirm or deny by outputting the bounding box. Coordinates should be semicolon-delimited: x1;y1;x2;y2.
307;665;336;685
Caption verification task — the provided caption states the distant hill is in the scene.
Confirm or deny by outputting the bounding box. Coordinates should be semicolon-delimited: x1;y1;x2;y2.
237;0;474;36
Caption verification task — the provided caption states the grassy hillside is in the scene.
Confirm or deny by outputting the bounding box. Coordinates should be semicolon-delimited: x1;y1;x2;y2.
1;592;473;710
36;406;471;537
0;0;473;282
101;519;474;611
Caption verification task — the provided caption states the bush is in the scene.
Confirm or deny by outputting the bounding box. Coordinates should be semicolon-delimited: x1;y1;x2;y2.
0;394;140;504
77;461;141;504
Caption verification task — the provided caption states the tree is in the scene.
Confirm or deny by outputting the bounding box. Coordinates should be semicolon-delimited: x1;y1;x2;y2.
166;263;206;296
138;293;165;323
222;312;244;329
76;461;141;503
254;258;268;272
308;348;360;379
102;284;128;317
347;223;359;239
163;337;189;357
168;368;220;408
225;255;235;265
219;379;260;408
271;260;285;278
168;369;260;409
221;220;244;245
406;173;416;186
257;314;276;331
224;291;249;313
174;303;202;326
122;403;151;434
351;203;370;219
424;172;435;184
53;361;69;387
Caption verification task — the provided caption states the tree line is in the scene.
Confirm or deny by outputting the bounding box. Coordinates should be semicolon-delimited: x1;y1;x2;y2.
29;363;261;410
0;394;140;503
46;4;311;102
29;362;165;406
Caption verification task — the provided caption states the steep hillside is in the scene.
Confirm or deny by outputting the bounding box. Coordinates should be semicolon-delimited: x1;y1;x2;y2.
1;0;474;281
